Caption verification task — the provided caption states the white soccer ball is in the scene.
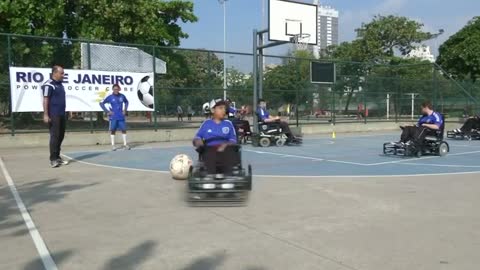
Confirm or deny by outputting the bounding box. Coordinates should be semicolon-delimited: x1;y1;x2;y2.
137;76;154;109
169;154;193;180
202;102;210;114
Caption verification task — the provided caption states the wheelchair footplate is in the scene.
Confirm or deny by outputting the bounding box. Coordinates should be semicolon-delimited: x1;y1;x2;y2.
187;165;252;206
447;130;480;140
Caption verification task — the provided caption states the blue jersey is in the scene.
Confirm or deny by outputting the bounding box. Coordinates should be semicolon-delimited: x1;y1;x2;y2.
100;93;129;120
194;119;237;146
42;79;66;116
257;107;270;121
417;111;443;128
227;106;237;118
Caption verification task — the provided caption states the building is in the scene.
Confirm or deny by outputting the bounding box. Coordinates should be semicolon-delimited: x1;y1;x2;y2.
312;1;339;57
404;45;435;63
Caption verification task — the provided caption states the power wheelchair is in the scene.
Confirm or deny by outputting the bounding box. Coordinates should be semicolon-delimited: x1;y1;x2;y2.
187;139;252;206
447;129;480;140
251;115;302;147
383;115;449;157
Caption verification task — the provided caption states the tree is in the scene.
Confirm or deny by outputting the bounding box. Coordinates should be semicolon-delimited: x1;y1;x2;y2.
263;50;314;107
157;50;224;113
355;15;432;60
437;16;480;82
0;0;198;119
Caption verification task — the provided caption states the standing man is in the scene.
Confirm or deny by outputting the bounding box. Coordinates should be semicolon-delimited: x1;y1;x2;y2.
42;65;68;168
100;84;130;151
177;105;184;122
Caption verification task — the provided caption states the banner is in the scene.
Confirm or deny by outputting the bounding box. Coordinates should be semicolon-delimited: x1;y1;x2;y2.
9;67;155;112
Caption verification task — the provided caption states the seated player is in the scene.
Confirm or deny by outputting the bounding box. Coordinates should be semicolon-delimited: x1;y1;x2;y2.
452;114;480;135
226;98;252;135
193;100;238;178
256;99;300;143
395;101;442;147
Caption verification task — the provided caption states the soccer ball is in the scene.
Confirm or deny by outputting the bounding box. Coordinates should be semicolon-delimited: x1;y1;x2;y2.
202;102;210;114
137;76;154;109
169;154;193;180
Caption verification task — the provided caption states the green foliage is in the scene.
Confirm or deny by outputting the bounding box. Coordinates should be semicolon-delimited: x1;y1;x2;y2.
157;50;224;111
0;0;198;116
356;15;432;59
437;17;480;82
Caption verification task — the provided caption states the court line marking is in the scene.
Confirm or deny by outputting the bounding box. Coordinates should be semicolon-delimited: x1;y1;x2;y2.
62;153;480;178
0;158;58;270
61;154;170;174
245;150;325;162
399;162;480;168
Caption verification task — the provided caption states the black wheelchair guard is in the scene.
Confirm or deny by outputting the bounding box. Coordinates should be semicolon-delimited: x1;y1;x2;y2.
186;144;252;206
383;140;449;158
446;130;480;140
252;120;302;148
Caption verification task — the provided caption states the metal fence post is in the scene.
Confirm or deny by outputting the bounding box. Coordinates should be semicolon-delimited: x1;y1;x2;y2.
152;46;158;131
7;35;14;136
432;64;438;111
363;76;367;124
252;30;258;133
207;51;212;101
87;42;94;133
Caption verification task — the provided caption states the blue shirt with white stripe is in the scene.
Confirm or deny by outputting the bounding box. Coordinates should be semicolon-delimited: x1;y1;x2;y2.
417;111;443;128
42;79;66;116
100;93;129;120
194;119;237;146
257;107;270;121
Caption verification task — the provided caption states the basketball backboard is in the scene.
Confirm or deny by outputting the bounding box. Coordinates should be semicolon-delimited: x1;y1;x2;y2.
268;0;318;45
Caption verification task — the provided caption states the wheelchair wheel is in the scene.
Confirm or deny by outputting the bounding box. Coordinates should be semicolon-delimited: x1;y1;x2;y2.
275;139;286;147
438;142;449;156
259;137;271;147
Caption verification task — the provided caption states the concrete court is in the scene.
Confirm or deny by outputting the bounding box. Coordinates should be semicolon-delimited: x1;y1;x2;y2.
1;134;480;270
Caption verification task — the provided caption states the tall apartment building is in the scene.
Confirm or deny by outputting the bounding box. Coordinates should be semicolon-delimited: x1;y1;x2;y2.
312;1;339;57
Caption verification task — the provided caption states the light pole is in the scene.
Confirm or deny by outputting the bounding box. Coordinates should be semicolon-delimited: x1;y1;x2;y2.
219;0;228;100
431;29;444;58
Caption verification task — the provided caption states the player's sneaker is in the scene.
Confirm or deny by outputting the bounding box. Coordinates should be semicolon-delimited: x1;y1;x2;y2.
50;160;60;168
57;158;69;165
112;145;117;151
123;144;131;150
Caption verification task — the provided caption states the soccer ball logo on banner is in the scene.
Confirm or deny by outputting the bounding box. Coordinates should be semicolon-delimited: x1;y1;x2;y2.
137;75;154;109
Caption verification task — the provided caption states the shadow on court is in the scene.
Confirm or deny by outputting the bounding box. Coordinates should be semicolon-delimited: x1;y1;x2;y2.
180;251;227;270
23;249;74;270
70;152;107;161
103;240;157;270
0;178;98;235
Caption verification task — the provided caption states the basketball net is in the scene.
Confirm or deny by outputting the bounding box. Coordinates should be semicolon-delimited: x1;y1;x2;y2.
292;33;310;51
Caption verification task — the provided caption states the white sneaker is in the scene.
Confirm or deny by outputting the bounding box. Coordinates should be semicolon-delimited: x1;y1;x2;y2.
123;145;131;150
57;158;69;165
112;145;117;151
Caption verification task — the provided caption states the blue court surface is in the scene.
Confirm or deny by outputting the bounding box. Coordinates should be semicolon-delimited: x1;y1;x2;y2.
65;133;480;177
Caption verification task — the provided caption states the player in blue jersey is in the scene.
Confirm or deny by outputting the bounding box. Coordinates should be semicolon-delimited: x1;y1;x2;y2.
100;84;130;151
396;101;443;146
226;98;252;138
193;99;238;176
257;99;300;143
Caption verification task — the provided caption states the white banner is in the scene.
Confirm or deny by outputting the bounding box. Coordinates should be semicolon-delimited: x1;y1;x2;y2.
9;67;155;112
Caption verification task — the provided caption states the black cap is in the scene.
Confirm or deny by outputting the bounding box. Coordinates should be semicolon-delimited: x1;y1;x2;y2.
212;100;227;108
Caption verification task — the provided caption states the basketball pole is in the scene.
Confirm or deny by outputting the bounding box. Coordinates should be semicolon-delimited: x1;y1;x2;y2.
253;28;288;133
253;29;259;133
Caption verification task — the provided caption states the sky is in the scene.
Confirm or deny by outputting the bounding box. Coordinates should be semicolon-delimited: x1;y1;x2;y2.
179;0;479;71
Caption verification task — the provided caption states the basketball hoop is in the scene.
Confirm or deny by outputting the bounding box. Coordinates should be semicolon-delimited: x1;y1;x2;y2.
291;33;311;51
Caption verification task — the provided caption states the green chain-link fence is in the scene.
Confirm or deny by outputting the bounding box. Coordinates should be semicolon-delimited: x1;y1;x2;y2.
0;33;478;135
